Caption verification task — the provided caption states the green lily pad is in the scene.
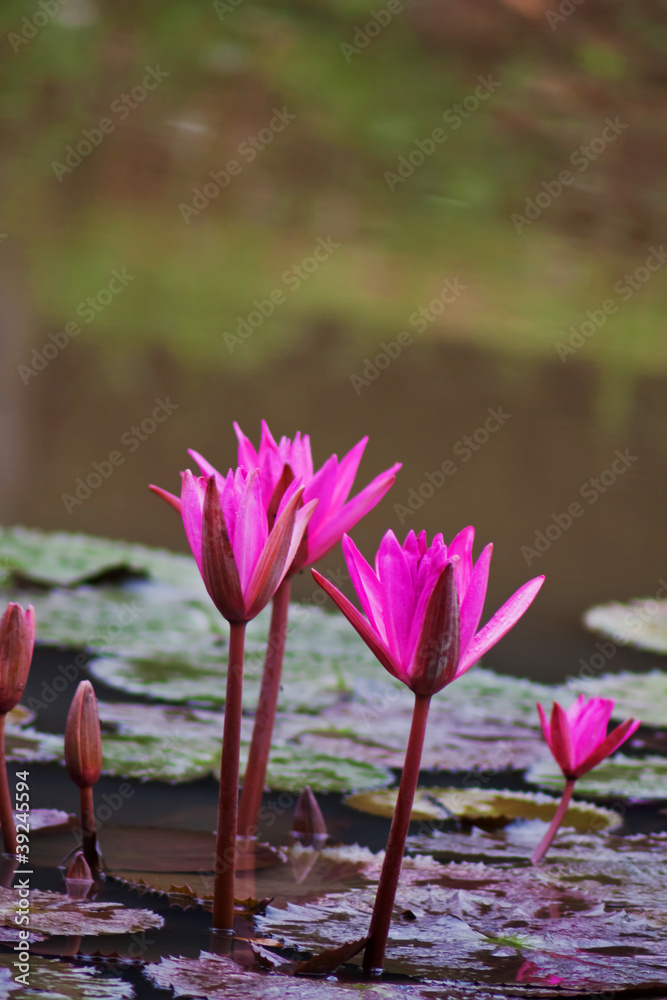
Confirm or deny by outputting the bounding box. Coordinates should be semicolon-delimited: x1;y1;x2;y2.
584;597;667;654
0;954;135;998
0;886;163;937
345;788;619;831
526;753;667;800
97;702;393;792
0;525;201;589
563;669;667;728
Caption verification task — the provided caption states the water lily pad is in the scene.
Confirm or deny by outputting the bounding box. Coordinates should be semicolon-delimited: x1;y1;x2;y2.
0;954;135;998
563;669;667;728
584;597;667;654
345;788;619;831
257;860;667;989
94;702;392;791
0;886;163;937
0;525;201;589
526;753;667;800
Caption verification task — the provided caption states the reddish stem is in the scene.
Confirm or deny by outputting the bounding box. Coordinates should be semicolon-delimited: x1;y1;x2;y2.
212;620;246;932
80;785;97;872
531;777;576;865
0;715;16;855
237;579;291;840
363;693;431;974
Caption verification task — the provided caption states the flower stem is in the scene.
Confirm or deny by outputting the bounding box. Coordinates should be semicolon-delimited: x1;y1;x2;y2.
212;620;246;932
363;693;431;974
80;785;97;872
0;715;16;855
237;579;291;840
531;778;576;865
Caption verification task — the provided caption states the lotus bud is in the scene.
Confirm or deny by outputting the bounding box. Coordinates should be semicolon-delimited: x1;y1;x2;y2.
65;681;102;788
0;603;35;714
66;850;93;881
410;561;460;697
292;786;327;847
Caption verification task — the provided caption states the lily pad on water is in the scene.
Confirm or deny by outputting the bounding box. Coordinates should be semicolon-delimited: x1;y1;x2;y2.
0;954;135;998
0;525;202;589
145;952;548;1000
584;596;667;654
94;701;393;791
257;860;667;990
563;669;667;728
345;788;619;831
0;886;163;937
527;752;667;800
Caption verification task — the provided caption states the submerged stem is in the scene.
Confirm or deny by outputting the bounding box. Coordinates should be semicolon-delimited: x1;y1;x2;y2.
0;715;16;855
237;579;291;840
362;693;431;974
531;777;576;865
80;785;97;873
212;620;247;932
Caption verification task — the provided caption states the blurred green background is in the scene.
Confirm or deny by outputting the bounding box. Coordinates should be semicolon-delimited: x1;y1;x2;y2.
1;0;666;680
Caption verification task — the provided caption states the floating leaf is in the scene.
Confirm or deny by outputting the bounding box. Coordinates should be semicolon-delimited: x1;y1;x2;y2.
0;886;163;937
564;669;667;728
257;860;667;989
345;788;619;831
0;525;201;589
584;597;667;654
527;753;667;800
0;953;135;998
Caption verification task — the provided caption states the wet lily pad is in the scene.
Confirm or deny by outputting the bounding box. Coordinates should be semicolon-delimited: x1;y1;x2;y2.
0;525;201;589
95;702;392;791
345;788;619;831
584;597;667;654
564;669;667;728
526;753;667;800
257;860;667;989
0;886;163;937
144;951;571;999
0;954;135;998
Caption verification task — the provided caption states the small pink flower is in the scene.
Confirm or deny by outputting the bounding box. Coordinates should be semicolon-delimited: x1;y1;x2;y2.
313;527;544;696
537;695;640;779
0;602;36;714
151;468;316;623
189;420;401;572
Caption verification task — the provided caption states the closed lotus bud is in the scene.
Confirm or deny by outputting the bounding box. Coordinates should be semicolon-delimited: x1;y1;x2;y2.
66;850;93;881
0;603;36;715
292;786;328;845
65;681;102;788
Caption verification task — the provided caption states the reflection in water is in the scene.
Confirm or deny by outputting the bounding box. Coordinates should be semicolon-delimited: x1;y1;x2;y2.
2;1;666;688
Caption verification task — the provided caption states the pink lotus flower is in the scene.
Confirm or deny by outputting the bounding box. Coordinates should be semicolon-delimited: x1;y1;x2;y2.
189;420;401;572
313;527;544;696
0;602;36;714
537;695;640;779
151;468;316;623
